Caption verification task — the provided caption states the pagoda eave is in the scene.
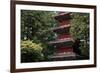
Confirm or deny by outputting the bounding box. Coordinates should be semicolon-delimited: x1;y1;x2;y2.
55;12;70;18
48;38;74;45
51;24;71;30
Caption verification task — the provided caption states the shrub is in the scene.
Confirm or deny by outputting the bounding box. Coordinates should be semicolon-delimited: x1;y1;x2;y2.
21;40;44;62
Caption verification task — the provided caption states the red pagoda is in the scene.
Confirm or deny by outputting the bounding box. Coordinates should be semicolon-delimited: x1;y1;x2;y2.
48;12;76;60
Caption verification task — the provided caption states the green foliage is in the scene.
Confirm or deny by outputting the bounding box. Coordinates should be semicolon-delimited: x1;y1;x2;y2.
70;13;89;40
42;45;56;61
21;10;58;62
21;40;43;51
21;40;44;62
79;41;89;58
70;13;89;59
21;10;57;41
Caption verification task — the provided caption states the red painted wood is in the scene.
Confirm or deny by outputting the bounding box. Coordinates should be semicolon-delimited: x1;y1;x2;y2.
57;47;73;53
59;20;70;26
55;13;73;54
58;34;71;39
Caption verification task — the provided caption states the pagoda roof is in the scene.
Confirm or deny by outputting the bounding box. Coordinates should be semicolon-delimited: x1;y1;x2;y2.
48;38;74;48
48;38;73;44
51;24;71;31
51;25;70;34
55;12;70;17
54;12;71;21
49;52;76;59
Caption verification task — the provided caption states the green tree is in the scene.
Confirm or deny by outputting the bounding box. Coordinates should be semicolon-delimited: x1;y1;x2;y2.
70;13;89;59
21;10;57;42
21;10;58;62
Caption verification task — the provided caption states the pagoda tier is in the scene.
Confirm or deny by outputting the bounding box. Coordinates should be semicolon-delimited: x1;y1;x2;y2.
48;38;74;54
59;20;70;26
58;34;71;39
55;12;71;21
49;52;76;60
48;38;73;48
51;24;70;34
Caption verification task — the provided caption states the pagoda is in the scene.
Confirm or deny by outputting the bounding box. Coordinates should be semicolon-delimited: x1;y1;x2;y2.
48;12;76;60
